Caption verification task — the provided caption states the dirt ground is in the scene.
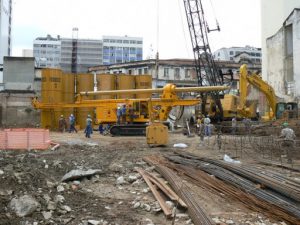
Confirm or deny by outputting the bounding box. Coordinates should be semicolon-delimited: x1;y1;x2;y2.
0;130;299;225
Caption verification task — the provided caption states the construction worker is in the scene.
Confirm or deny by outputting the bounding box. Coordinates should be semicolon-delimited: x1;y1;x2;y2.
121;104;127;124
242;117;251;134
85;114;93;138
69;114;77;133
231;116;237;134
58;115;67;132
196;116;203;135
116;106;122;124
279;122;296;163
128;104;135;124
203;115;211;137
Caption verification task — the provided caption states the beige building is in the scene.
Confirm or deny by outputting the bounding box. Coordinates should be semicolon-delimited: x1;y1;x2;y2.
88;58;261;90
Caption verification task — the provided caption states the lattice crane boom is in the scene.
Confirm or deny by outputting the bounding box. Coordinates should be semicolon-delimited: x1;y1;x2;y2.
183;0;224;118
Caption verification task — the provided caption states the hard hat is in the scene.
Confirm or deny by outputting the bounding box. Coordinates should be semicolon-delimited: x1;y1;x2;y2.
71;114;73;117
283;122;289;127
87;114;91;118
60;115;63;118
117;106;121;109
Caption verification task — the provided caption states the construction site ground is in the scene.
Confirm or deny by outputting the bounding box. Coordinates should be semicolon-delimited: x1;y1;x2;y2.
0;129;300;225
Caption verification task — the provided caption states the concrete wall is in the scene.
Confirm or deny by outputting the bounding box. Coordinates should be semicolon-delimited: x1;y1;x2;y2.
266;9;300;100
0;92;40;127
3;57;35;90
261;1;300;80
266;28;285;97
0;61;42;127
290;10;300;97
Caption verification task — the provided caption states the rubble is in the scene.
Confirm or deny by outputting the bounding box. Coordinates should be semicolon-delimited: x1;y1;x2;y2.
9;195;40;217
0;132;298;225
61;169;103;182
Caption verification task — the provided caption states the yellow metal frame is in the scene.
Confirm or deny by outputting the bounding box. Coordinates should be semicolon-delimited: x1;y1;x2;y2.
32;83;228;125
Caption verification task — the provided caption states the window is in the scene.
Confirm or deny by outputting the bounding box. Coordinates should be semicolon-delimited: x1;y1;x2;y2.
137;41;143;44
185;69;190;78
229;51;233;55
130;40;136;44
175;68;180;79
144;67;148;74
128;69;132;74
255;53;261;57
138;68;143;75
164;68;169;77
230;57;233;60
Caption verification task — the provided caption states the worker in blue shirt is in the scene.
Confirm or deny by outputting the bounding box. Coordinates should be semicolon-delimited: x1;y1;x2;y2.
116;106;122;124
85;114;92;138
121;105;127;124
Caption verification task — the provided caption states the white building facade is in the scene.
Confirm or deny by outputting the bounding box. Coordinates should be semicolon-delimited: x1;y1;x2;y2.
266;9;300;100
213;46;261;64
60;38;103;73
33;35;143;72
261;0;300;81
0;0;12;64
102;36;143;65
33;35;61;68
88;59;261;89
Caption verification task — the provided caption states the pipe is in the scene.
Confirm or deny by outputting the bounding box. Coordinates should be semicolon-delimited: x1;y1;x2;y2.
79;85;229;96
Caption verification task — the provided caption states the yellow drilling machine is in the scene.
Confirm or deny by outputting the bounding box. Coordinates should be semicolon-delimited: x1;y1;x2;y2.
32;83;228;145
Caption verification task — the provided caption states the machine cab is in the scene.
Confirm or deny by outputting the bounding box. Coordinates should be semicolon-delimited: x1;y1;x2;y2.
276;102;298;119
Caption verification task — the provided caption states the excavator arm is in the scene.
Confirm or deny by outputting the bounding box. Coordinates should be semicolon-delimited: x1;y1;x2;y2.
238;64;276;120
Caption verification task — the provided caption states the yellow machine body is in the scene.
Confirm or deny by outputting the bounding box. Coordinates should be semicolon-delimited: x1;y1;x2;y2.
76;73;94;129
62;73;75;119
33;84;229;126
135;75;152;98
116;75;135;99
146;122;168;146
96;74;116;99
41;68;63;129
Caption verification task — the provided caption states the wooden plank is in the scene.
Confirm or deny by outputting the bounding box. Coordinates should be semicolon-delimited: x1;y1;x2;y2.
137;168;172;218
144;171;187;208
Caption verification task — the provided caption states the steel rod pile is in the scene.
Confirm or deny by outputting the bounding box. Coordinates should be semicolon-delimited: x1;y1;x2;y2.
175;152;300;202
146;155;299;224
144;157;215;225
166;153;300;223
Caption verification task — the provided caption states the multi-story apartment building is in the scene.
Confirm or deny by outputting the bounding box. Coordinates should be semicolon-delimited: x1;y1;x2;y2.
102;36;143;65
213;46;261;64
0;0;12;65
33;35;103;73
33;35;61;68
60;38;103;73
33;35;143;72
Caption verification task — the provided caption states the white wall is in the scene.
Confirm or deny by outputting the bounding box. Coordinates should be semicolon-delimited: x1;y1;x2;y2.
261;0;300;80
266;28;285;97
291;10;300;97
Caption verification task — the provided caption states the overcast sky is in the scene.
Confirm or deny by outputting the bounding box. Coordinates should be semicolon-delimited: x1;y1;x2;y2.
11;0;261;59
